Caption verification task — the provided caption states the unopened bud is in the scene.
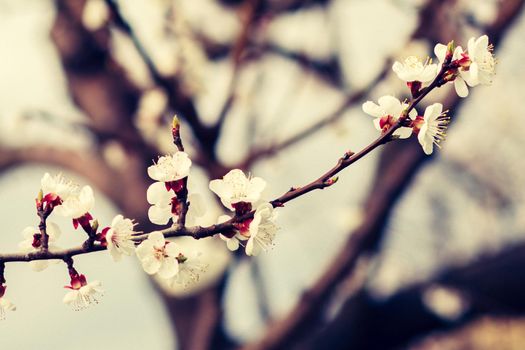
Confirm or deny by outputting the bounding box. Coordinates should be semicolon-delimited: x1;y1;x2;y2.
172;115;180;130
37;189;43;202
445;41;455;62
91;220;99;233
343;150;355;159
325;176;339;186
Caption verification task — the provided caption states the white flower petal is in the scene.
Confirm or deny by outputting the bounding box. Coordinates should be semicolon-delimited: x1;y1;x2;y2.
187;193;206;218
149;231;166;248
164;242;181;258
0;297;16;318
362;101;382;118
148;204;173;225
135;240;153;259
21;226;36;240
47;222;61;241
225;237;240;251
157;257;179;279
141;256;162;275
434;43;447;62
147;182;172;205
454;78;469;97
245;238;259;256
62;290;80;305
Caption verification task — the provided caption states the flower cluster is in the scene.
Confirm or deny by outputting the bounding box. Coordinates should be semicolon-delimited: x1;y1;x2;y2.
136;231;207;287
364;35;495;155
434;35;496;97
147;152;205;225
0;34;493;320
39;173;95;232
211;170;279;256
4;173;140;315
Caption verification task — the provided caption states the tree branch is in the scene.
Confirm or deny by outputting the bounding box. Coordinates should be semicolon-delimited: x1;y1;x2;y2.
241;1;525;348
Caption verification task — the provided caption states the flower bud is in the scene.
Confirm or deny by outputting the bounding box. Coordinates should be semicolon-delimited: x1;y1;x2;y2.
91;220;99;233
37;189;43;202
445;40;455;62
172;114;180;130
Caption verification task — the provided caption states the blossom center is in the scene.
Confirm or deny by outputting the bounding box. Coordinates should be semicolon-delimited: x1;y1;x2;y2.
379;115;397;131
479;51;495;73
404;56;424;72
153;245;170;260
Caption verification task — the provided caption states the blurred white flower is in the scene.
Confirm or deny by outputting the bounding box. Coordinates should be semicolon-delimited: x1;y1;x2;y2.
137;88;168;121
362;96;416;138
392;56;438;83
246;203;279;256
148;152;191;182
154;237;231;297
0;295;16;320
422;285;469;321
105;215;136;262
82;0;110;31
63;275;103;311
209;169;266;211
18;222;61;272
417;103;449;155
135;231;179;278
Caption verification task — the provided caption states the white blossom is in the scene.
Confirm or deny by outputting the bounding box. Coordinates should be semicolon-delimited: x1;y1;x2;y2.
246;203;279;256
135;231;179;278
392;56;438;83
147;152;191;182
18;222;61;271
417;103;449;155
169;251;208;288
434;43;470;97
41;173;77;202
153;237;231;297
0;297;16;320
63;277;104;311
57;185;95;219
209;169;266;210
362;96;417;139
105;215;136;262
461;35;496;86
82;0;110;31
